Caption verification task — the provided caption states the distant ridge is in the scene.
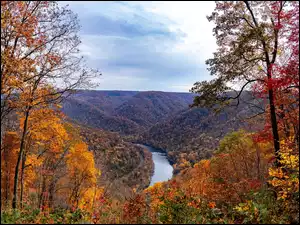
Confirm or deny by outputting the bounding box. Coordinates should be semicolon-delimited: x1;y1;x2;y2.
62;90;196;134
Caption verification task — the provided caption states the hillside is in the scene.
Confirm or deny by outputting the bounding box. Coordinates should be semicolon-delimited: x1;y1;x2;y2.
70;120;154;200
62;90;264;173
114;91;195;127
62;90;195;133
62;97;143;135
68;90;138;114
135;92;264;173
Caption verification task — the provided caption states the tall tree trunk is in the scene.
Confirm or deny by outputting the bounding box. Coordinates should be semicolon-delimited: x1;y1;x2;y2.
48;179;56;209
92;184;97;210
20;151;26;208
12;109;30;209
253;142;262;181
39;176;46;210
246;0;282;167
267;72;281;167
4;148;9;208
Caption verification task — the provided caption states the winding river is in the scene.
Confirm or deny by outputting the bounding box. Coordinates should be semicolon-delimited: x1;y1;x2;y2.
139;144;173;186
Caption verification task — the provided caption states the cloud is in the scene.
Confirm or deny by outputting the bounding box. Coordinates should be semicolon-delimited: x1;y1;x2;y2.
59;1;217;92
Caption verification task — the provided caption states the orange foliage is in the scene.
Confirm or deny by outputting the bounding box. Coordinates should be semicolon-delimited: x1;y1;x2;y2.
1;132;20;208
177;130;273;203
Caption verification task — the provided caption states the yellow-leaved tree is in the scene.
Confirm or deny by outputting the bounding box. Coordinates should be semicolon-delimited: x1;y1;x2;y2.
1;1;100;209
65;142;101;209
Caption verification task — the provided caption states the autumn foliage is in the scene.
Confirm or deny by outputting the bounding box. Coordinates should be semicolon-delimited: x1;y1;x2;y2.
1;1;299;224
1;0;101;213
118;1;299;224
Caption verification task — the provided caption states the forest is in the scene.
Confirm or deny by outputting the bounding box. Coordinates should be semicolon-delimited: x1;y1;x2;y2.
1;1;299;224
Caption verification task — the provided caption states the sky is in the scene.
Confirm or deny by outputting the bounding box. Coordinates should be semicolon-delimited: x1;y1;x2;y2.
60;1;217;92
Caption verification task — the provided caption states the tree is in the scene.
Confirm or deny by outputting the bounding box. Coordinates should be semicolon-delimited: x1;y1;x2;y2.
66;142;99;208
1;132;19;208
18;107;69;209
1;1;101;209
190;1;299;166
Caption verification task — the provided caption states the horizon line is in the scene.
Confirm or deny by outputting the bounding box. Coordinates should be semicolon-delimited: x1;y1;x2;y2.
74;88;192;94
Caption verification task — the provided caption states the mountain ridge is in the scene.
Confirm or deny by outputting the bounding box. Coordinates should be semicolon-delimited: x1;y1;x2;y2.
62;90;263;173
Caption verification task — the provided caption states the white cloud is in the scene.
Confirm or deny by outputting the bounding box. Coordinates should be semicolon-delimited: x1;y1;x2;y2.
59;1;217;92
126;1;217;62
92;68;153;91
168;84;193;92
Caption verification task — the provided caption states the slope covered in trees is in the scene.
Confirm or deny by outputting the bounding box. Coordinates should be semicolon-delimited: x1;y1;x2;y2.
66;90;139;114
113;91;195;127
62;90;264;169
62;90;195;133
137;91;265;173
62;90;265;175
62;97;143;135
74;122;154;200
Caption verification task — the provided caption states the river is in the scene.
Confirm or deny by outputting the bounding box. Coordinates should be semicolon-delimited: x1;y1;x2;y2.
139;144;173;186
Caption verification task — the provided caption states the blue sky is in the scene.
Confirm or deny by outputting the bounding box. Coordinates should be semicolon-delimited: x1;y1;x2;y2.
60;1;217;92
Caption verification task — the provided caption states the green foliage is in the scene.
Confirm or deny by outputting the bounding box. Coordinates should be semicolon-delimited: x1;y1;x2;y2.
158;192;197;224
1;207;92;224
217;130;252;153
231;187;292;224
1;208;40;224
1;210;21;224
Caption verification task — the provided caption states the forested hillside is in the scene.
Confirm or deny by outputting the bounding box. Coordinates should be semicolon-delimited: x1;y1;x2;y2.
62;89;264;174
74;122;154;200
113;91;195;127
62;97;143;135
137;91;265;172
66;90;139;114
62;90;195;133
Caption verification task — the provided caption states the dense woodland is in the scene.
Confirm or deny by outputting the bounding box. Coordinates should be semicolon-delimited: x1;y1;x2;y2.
62;90;195;135
77;123;154;200
62;90;264;173
1;1;299;224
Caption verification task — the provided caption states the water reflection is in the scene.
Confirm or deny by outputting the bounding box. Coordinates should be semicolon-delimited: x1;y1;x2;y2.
139;144;173;186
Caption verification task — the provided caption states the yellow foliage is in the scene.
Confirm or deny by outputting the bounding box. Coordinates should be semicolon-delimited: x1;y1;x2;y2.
66;141;101;207
67;142;98;184
78;186;104;211
268;140;299;200
234;200;253;212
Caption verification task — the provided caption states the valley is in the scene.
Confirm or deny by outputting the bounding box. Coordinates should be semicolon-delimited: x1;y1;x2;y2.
69;120;154;200
61;89;262;186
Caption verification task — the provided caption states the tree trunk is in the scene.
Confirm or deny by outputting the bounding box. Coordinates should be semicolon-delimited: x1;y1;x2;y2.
12;109;30;209
3;148;9;208
20;151;26;208
92;184;97;210
253;142;262;181
39;176;46;210
48;179;56;209
268;79;281;167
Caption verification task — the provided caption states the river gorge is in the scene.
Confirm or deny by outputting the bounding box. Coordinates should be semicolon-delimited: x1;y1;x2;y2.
138;144;174;186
